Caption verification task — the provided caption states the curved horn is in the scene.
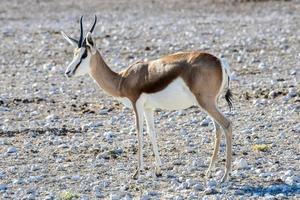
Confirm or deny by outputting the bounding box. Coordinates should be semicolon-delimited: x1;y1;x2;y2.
89;15;97;33
78;16;84;47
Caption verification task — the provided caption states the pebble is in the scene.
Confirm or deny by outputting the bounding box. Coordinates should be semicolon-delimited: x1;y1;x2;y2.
200;118;210;127
31;165;41;171
0;171;5;179
0;184;8;191
234;158;249;170
27;188;37;194
259;172;272;178
28;176;43;183
45;114;59;122
103;131;115;142
289;70;297;75
193;183;204;191
207;180;218;188
7;147;18;153
81;122;103;131
258;62;267;70
0;139;10;145
288;87;297;98
284;175;300;185
268;90;277;98
71;175;81;181
203;187;218;195
12;178;25;185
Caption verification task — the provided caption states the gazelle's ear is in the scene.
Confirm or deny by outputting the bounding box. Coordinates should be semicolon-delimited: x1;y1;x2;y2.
61;31;78;47
86;32;97;55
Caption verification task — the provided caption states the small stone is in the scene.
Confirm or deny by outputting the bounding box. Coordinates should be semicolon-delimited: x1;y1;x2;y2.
200;118;210;127
259;172;272;178
234;158;249;169
81;195;89;200
28;175;43;183
193;183;204;191
0;138;10;145
12;179;25;185
207;180;217;188
81;122;103;131
43;63;53;71
285;175;300;185
237;56;242;63
7;146;18;153
71;175;81;181
103;132;115;142
268;91;277;98
282;95;291;102
27;194;36;200
290;70;297;75
230;72;239;81
258;62;267;70
27;188;37;194
0;171;5;179
203;187;218;195
31;165;40;171
215;170;223;178
288;88;297;98
0;184;8;191
185;179;196;188
45;114;59;122
284;170;293;176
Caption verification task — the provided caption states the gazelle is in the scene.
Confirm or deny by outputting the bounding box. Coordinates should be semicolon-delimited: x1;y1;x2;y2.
61;16;233;183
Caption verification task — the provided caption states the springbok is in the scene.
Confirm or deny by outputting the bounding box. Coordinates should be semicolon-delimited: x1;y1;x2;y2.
61;16;233;183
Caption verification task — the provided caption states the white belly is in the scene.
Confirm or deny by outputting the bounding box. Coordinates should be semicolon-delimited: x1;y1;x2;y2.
142;78;198;110
115;78;198;110
115;96;133;108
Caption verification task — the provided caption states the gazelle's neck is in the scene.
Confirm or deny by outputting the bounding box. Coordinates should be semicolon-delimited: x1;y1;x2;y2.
89;50;122;97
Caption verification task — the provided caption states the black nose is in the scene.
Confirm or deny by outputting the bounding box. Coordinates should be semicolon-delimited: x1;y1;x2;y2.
65;70;72;78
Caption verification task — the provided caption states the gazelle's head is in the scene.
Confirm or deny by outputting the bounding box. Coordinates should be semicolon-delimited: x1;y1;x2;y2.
61;16;98;78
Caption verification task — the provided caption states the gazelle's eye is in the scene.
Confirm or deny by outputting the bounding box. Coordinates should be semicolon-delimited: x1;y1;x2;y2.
82;49;87;59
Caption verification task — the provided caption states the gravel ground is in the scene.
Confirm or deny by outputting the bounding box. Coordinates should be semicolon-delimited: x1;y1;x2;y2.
0;0;300;199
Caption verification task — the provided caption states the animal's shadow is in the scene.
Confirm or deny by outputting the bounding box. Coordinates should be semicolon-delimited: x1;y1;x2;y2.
233;183;300;196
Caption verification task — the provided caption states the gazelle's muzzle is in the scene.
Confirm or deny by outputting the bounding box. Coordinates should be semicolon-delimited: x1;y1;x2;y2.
64;48;86;78
65;69;73;78
65;62;79;78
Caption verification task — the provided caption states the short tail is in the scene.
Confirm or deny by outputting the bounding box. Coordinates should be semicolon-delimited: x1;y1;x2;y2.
220;58;233;111
225;88;233;111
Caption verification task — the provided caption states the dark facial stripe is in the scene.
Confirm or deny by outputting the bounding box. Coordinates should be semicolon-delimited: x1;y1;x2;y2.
81;48;87;59
73;48;87;74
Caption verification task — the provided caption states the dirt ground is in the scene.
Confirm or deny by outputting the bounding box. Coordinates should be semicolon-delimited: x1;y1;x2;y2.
0;0;299;199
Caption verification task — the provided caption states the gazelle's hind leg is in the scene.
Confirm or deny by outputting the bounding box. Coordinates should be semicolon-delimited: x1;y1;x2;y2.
206;121;222;178
196;96;232;183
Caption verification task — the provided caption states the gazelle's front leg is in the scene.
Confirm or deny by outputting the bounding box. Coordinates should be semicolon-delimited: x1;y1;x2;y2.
132;102;145;179
144;108;162;177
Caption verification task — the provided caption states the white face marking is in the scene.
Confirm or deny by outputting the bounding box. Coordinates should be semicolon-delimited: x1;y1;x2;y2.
65;48;91;77
140;78;198;110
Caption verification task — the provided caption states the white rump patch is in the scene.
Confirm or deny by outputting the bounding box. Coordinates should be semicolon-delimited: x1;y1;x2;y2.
219;57;231;98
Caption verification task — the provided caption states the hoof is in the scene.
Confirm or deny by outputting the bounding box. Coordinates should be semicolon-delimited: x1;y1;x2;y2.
220;175;228;183
132;169;140;180
206;168;212;178
155;171;162;177
155;167;162;177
